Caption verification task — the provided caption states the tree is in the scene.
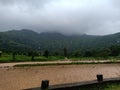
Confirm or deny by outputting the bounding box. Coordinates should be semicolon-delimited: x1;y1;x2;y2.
63;47;68;57
31;52;35;61
74;51;80;57
27;51;39;61
44;50;49;58
54;51;59;56
0;51;2;57
99;48;111;58
84;51;93;57
12;52;16;61
110;45;120;56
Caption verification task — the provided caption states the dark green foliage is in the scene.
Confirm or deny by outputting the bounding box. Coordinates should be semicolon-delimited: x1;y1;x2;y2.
12;52;16;61
63;47;68;57
44;50;49;58
27;51;39;56
0;51;2;57
84;51;93;57
74;51;81;57
31;54;34;61
110;45;120;56
54;51;59;56
27;51;39;61
67;82;120;90
0;29;120;56
98;49;111;58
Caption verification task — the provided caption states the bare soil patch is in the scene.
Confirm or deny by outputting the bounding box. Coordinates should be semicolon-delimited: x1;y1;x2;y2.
0;64;120;90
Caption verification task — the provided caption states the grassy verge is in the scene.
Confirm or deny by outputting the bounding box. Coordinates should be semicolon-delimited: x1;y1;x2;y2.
77;82;120;90
14;61;120;67
0;55;64;63
104;83;120;90
70;56;120;61
0;54;120;63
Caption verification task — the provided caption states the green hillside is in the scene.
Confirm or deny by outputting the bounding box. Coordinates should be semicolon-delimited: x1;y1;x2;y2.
0;29;120;54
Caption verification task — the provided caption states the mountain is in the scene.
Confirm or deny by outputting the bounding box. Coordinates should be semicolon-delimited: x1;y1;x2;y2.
0;29;120;54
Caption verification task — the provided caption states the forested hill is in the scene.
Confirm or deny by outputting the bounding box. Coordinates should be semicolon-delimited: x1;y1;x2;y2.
0;29;120;53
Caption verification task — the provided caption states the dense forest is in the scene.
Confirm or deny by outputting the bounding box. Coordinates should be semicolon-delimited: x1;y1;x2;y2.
0;29;120;57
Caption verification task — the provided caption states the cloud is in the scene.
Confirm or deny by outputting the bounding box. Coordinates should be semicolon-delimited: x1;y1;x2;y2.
0;0;120;35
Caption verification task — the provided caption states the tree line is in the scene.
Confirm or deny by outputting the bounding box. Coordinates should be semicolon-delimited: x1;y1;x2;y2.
0;44;120;61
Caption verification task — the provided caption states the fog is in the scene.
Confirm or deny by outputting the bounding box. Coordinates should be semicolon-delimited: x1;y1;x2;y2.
0;0;120;35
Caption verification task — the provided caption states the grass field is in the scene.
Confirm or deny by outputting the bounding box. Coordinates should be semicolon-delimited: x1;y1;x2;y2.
0;54;65;63
104;83;120;90
76;82;120;90
0;53;120;63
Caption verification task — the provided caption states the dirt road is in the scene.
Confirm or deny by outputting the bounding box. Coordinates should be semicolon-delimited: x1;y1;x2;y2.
0;64;120;90
0;60;117;68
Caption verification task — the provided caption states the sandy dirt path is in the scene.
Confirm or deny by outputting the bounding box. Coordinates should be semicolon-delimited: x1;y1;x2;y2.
0;64;120;90
0;60;117;68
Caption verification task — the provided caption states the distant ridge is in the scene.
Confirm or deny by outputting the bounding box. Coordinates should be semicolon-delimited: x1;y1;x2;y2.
0;29;120;53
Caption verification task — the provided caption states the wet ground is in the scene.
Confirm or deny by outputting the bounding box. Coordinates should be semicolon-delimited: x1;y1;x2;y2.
0;64;120;90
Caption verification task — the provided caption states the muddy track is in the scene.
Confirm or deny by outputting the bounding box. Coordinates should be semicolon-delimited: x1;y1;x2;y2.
0;64;120;90
0;60;118;68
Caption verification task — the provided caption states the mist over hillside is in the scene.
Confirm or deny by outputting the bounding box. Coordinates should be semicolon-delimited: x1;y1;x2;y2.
1;0;120;35
0;29;120;54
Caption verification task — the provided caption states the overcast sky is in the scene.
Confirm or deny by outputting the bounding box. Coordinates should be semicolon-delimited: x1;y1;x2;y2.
0;0;120;35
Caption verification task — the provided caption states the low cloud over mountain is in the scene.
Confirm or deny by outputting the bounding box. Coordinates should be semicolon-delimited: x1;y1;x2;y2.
0;0;120;35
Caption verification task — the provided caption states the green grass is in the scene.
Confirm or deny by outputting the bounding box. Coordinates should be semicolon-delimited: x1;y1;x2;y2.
70;82;120;90
34;56;64;61
0;53;120;63
90;83;120;90
0;54;65;63
70;56;120;61
0;54;31;62
104;83;120;90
